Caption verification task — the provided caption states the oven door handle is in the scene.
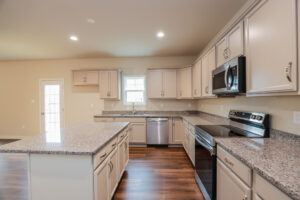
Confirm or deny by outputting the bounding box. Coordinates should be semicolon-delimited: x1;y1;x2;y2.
195;135;215;156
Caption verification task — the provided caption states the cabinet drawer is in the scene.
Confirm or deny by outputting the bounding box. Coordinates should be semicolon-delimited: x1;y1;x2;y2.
93;145;109;170
93;137;118;169
253;172;292;200
118;128;128;143
217;146;252;186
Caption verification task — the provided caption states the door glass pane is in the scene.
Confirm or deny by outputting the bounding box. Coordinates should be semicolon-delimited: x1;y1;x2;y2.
44;85;60;133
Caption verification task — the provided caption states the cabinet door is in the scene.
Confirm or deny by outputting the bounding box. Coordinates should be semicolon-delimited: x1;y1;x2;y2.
177;69;185;98
118;139;125;179
201;47;216;97
109;71;119;99
129;123;146;144
147;70;163;98
188;132;195;166
245;0;297;94
192;60;202;98
253;172;292;200
227;21;244;60
163;70;177;98
124;136;129;166
172;118;184;144
73;71;98;85
201;54;209;96
217;159;251;200
216;37;228;67
185;67;192;98
94;159;109;200
99;71;110;98
108;148;118;198
207;47;216;96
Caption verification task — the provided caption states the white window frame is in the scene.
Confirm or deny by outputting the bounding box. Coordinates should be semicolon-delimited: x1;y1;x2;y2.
123;76;146;105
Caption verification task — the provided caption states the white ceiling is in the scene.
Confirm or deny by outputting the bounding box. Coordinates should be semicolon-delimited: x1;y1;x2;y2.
0;0;247;60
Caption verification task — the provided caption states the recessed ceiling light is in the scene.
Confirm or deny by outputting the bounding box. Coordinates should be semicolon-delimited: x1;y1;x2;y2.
156;31;165;38
69;35;78;41
87;18;96;24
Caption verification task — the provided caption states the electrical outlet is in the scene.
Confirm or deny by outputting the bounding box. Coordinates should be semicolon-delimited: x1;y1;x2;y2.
188;103;191;108
160;103;164;108
293;112;300;124
90;104;94;108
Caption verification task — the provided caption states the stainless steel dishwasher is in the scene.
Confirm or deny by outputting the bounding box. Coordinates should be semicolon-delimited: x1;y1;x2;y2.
146;118;169;145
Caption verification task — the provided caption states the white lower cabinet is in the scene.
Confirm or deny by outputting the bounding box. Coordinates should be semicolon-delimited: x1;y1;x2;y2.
94;128;129;200
253;172;292;200
94;159;110;200
172;118;184;144
118;135;129;179
183;120;195;166
217;159;251;200
129;123;146;144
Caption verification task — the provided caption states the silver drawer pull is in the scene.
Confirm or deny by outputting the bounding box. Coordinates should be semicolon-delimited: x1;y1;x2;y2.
99;152;107;159
224;157;234;167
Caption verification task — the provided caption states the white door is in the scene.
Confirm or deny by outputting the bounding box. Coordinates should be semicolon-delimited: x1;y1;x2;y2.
40;79;64;134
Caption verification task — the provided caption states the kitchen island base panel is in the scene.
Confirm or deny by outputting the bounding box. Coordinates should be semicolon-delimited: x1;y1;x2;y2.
28;154;93;200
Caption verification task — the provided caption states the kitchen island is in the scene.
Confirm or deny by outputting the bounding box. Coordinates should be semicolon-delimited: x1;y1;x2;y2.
0;122;130;200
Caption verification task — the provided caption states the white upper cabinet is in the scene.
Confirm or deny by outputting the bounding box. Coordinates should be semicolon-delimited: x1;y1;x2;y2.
216;21;244;67
201;47;216;97
216;37;228;68
192;59;202;98
147;69;177;99
99;70;121;99
245;0;297;94
177;67;192;99
73;70;99;86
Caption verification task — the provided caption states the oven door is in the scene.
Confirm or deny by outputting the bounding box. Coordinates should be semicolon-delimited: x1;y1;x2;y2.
195;134;216;200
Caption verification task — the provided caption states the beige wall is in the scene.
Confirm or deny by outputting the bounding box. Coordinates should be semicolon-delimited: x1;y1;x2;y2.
0;56;196;138
197;96;300;135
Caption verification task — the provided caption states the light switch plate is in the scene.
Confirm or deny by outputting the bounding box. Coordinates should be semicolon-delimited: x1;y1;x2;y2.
293;111;300;124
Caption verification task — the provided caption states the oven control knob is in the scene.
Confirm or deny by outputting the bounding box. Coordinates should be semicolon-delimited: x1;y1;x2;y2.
256;116;263;120
251;115;256;120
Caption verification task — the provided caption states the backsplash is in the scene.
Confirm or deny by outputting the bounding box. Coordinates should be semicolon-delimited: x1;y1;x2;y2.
104;99;197;111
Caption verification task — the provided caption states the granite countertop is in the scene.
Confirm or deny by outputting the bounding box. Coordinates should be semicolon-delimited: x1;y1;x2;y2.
215;137;300;200
0;122;129;155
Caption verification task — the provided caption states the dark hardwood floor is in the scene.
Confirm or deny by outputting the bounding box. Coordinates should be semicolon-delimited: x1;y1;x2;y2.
0;147;203;200
114;147;204;200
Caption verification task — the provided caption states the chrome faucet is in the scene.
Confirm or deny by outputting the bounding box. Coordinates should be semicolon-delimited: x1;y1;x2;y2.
132;102;136;115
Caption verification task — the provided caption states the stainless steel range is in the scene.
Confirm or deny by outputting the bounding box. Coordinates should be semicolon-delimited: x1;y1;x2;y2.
194;110;270;200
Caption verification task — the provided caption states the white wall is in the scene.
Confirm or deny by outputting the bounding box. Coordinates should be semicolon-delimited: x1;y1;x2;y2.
0;56;196;137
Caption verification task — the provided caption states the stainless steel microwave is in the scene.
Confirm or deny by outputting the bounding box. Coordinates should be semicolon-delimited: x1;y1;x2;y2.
212;56;246;96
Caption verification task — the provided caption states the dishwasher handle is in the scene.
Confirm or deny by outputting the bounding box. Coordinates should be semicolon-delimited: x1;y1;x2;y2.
147;118;169;122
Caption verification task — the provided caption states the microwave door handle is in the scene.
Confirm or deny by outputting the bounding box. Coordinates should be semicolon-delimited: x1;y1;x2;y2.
224;65;230;89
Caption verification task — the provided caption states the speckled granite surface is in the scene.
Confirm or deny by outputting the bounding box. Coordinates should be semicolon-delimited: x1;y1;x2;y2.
216;137;300;200
0;122;129;155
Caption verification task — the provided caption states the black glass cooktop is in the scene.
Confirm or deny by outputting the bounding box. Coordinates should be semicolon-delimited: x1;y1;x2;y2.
195;125;264;138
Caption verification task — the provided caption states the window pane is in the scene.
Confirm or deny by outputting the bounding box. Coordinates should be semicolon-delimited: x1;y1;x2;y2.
44;85;60;132
126;91;144;103
125;78;144;90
